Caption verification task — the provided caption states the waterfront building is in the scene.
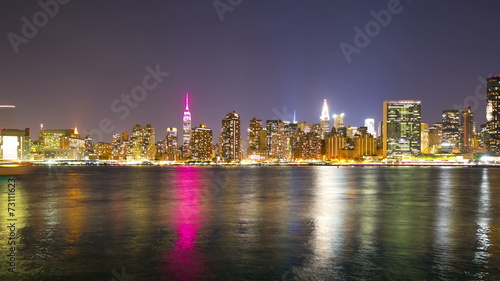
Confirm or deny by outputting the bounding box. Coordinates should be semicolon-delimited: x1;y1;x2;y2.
94;142;112;160
324;134;347;160
41;128;75;149
40;128;84;160
382;100;422;157
220;111;242;162
353;134;376;158
247;118;264;160
462;105;475;152
0;128;31;160
130;124;155;161
441;109;460;153
486;76;500;155
165;127;180;161
299;132;322;160
191;124;213;161
428;123;442;154
421;123;429;154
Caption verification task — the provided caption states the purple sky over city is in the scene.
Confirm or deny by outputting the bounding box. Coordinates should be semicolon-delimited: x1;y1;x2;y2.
1;0;499;143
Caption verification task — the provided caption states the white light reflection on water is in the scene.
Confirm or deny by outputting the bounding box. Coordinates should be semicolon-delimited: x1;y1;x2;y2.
474;169;491;279
433;168;453;274
293;167;348;279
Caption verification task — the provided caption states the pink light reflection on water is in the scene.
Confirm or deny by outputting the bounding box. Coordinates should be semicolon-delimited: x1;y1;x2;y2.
157;166;209;281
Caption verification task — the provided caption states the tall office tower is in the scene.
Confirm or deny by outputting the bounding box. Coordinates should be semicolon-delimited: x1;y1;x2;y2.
182;93;192;159
364;118;376;137
377;121;383;138
120;130;130;159
266;120;280;157
165;127;178;150
164;127;179;161
428;123;442;154
84;135;94;154
247;118;264;159
441;109;460;152
111;133;122;159
383;100;422;157
479;124;488;149
421;123;429;154
462;105;475;151
131;124;155;160
0;128;31;160
320;99;330;139
487;76;500;155
191;124;213;161
333;113;345;130
220;111;241;162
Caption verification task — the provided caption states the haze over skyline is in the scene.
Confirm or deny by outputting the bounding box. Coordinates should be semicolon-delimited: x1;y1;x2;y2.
1;0;500;142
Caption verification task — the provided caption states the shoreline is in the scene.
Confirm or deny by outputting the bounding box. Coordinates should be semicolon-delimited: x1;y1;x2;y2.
27;162;497;168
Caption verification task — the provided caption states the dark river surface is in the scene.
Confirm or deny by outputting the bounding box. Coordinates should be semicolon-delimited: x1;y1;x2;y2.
1;166;500;280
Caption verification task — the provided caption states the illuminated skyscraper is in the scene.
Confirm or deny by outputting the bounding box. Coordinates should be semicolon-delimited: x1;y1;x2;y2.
487;76;500;155
191;124;213;161
165;127;179;161
320;99;330;139
220;111;241;162
182;93;192;159
131;124;155;160
364;118;376;137
266;120;280;157
428;123;442;154
462;105;475;151
383;100;421;157
166;127;178;149
441;109;460;152
333;113;345;130
247;118;265;160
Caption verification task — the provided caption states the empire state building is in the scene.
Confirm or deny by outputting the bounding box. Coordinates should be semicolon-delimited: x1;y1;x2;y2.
182;93;192;158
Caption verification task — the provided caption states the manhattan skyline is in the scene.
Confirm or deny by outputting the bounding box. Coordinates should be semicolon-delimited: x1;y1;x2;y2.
1;0;500;141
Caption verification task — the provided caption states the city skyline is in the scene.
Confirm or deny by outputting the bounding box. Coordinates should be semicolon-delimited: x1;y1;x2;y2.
1;1;500;143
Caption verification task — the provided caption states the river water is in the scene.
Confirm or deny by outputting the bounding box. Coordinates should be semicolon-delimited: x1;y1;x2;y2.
0;166;499;280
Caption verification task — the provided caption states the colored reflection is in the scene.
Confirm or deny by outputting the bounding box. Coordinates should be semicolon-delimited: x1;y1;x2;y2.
158;167;208;281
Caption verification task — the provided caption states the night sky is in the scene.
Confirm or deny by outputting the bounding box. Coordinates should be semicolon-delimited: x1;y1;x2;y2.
1;0;499;143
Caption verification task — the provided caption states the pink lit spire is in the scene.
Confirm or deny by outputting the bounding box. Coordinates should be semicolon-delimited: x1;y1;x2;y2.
184;93;190;111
